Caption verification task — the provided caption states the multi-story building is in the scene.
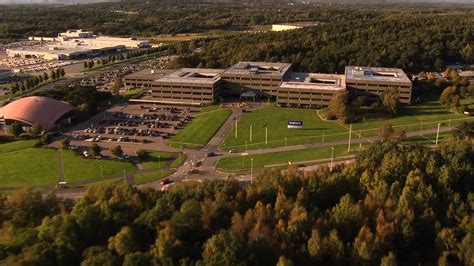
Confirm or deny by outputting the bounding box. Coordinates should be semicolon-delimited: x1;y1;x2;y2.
220;61;292;96
147;68;224;106
278;73;345;107
124;62;412;107
345;66;412;104
123;69;174;89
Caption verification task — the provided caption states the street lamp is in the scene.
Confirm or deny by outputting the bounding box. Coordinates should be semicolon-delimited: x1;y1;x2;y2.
159;156;162;175
330;147;334;171
250;158;254;184
100;164;103;179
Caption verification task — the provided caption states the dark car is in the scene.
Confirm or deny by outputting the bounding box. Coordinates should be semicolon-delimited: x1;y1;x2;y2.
160;178;171;185
206;152;217;157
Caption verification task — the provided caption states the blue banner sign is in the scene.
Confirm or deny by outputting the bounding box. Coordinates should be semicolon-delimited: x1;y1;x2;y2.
287;121;303;129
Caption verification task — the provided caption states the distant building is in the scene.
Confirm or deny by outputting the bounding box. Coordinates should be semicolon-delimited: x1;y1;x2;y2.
124;61;412;107
272;22;320;32
10;29;150;61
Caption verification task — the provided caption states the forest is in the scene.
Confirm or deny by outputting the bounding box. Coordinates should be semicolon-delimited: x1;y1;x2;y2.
0;137;472;265
172;10;474;73
0;3;369;41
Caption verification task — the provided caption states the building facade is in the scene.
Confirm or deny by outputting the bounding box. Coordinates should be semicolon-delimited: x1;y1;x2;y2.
124;62;412;107
345;66;412;104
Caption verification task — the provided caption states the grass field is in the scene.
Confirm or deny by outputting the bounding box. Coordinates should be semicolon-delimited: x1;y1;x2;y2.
0;147;58;187
221;107;348;150
61;150;136;184
221;94;472;150
141;151;176;170
169;108;232;148
0;140;37;154
0;140;137;188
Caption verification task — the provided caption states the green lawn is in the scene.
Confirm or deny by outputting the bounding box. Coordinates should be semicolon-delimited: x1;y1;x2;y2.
169;108;232;148
351;96;466;135
0;148;58;187
0;140;37;155
134;170;173;185
141;151;176;170
221;94;472;150
221;107;348;150
170;153;187;168
61;150;136;184
216;144;354;173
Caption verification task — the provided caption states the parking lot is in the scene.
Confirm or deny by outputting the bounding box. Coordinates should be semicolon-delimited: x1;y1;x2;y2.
61;103;201;155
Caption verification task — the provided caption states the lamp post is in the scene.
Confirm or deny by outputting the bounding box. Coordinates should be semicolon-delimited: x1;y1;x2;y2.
330;147;334;171
159;156;162;175
100;164;103;179
435;122;441;146
250;158;253;184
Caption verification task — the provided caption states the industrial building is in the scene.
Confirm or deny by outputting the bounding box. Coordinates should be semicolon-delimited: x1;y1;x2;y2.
124;62;412;107
8;29;150;61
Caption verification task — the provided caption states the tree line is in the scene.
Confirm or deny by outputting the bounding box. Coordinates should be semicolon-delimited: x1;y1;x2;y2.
172;9;473;74
0;135;472;265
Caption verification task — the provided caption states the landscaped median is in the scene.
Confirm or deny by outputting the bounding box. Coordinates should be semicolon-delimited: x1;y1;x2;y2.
216;144;356;174
168;107;232;149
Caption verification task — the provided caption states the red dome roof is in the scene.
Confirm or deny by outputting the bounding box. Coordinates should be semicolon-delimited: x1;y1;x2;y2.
0;96;74;130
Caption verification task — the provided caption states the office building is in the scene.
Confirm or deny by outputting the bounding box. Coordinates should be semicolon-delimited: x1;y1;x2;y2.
124;62;412;107
345;66;412;104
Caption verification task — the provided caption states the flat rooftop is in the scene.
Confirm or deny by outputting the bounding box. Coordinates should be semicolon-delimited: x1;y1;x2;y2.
223;61;292;77
7;42;125;56
125;69;174;80
280;72;346;91
345;66;411;83
155;68;225;85
273;22;320;27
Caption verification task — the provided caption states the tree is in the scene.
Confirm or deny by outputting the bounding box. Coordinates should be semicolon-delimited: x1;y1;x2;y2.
136;150;149;161
202;230;244;266
9;122;23;137
62;138;71;150
113;76;123;94
83;61;88;69
108;226;139;256
40;133;52;145
43;72;49;81
111;145;124;158
382;88;401;115
29;124;42;137
329;91;349;120
379;123;395;141
89;143;101;157
88;61;94;69
439;86;459;107
453;122;473;140
51;70;57;80
59;68;66;77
